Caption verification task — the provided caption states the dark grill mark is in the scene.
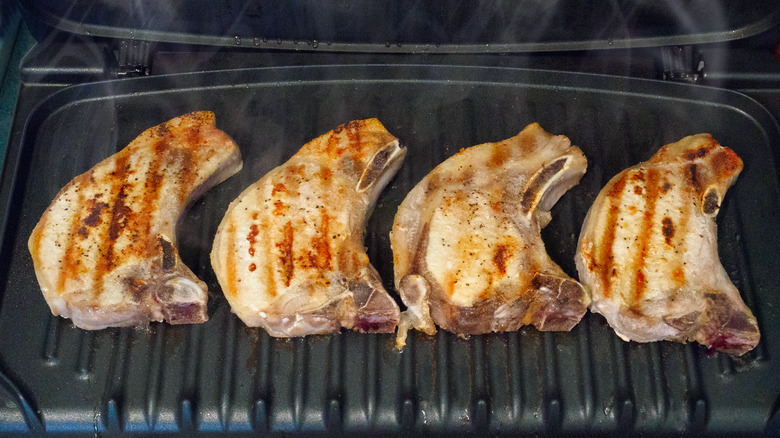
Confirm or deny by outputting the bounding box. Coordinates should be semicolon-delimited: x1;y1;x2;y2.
309;211;332;270
105;184;133;266
345;120;364;159
93;153;132;295
520;157;567;214
493;244;509;276
159;236;176;271
172;147;197;203
662;217;675;245
151;122;171;138
684;146;711;161
598;173;628;298
140;158;164;246
277;221;295;289
687;164;701;190
83;199;109;227
633;168;660;303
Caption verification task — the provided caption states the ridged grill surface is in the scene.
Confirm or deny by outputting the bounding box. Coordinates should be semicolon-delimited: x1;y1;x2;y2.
0;65;778;434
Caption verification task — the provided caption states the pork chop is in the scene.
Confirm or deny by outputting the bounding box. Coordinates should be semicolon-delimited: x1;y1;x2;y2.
391;123;590;348
211;119;405;336
576;134;760;355
28;111;243;329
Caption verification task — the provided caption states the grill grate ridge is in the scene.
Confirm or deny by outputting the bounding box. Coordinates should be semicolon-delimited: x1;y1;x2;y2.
251;331;271;431
42;314;60;365
144;324;165;429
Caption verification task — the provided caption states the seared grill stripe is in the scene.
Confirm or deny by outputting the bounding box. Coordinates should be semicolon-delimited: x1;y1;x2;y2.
139;141;165;256
262;216;276;299
310;210;332;270
278;221;294;288
687;164;701;191
56;175;87;293
598;173;628;298
345;120;364;161
633;168;660;303
93;153;131;297
173;144;197;203
662;217;675;245
493;244;509;276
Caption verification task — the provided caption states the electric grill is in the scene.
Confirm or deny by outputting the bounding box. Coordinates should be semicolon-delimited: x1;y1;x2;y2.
1;1;780;434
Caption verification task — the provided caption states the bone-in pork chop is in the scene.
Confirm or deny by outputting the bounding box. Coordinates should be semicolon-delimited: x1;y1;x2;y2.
29;112;243;329
211;119;405;336
391;123;590;348
576;134;760;355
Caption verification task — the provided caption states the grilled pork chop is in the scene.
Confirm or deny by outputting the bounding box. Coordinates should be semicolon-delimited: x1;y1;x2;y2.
391;123;590;348
576;134;760;355
211;119;405;336
29;112;243;329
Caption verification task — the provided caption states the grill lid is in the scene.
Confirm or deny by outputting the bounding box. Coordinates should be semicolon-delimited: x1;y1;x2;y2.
18;0;780;53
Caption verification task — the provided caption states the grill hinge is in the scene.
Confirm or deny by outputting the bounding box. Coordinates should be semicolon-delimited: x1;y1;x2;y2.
115;40;152;78
661;45;703;83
